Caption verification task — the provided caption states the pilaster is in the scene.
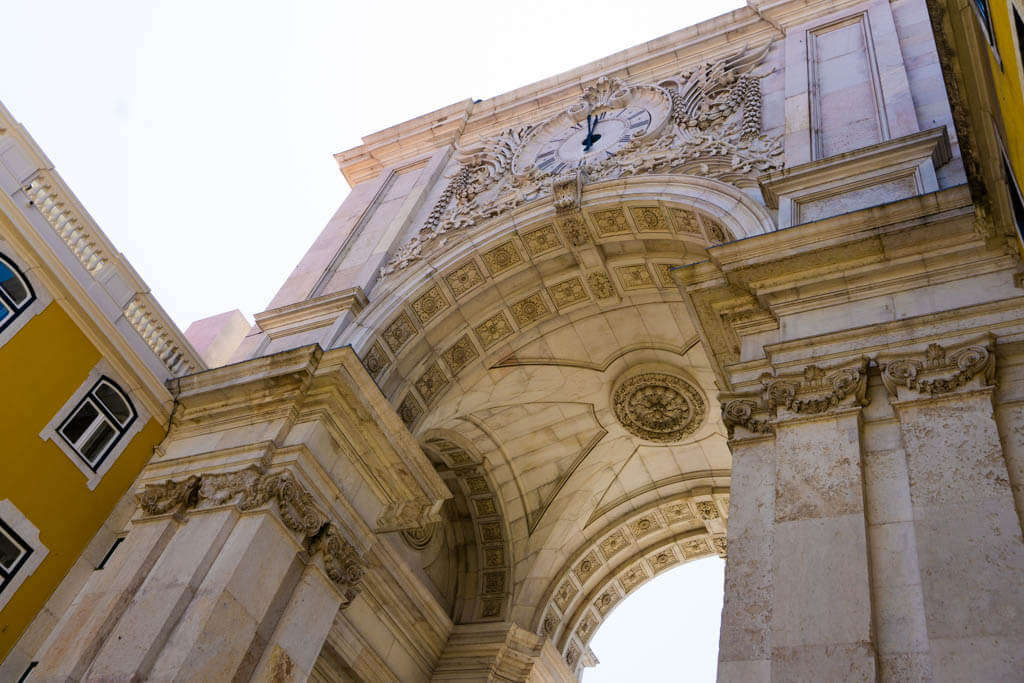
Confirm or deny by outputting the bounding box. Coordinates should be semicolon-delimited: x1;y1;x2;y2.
718;357;878;681
877;337;1024;680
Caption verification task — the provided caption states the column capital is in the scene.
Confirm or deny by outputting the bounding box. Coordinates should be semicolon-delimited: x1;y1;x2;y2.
137;466;364;606
877;334;996;402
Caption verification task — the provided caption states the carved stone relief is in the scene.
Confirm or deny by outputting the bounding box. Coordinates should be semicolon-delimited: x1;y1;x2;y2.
510;292;552;328
473;311;515;349
380;43;781;276
383;312;417;353
444;261;485;298
615;264;655;290
549;277;589;309
411;285;450;324
612;372;707;443
415;363;450;405
521;224;561;255
879;338;996;399
361;341;391;380
441;335;479;375
137;469;364;605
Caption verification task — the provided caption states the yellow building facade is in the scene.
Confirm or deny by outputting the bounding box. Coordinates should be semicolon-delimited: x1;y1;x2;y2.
981;0;1024;193
0;102;203;675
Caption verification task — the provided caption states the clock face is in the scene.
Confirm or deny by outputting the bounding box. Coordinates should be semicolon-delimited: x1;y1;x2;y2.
512;86;671;177
530;107;651;175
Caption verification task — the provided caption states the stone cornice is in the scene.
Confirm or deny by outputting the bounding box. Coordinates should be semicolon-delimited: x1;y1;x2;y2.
253;287;368;342
332;0;876;187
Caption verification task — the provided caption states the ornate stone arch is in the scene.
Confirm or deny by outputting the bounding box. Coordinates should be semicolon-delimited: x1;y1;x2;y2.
354;173;774;418
533;487;729;677
419;432;515;623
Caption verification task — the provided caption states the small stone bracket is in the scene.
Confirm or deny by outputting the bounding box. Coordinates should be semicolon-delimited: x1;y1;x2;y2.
552;169;586;213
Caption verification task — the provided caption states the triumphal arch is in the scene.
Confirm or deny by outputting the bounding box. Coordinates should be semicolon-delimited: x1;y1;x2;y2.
22;0;1024;680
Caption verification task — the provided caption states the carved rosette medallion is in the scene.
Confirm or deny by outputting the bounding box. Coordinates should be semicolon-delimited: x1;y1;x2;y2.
612;372;706;443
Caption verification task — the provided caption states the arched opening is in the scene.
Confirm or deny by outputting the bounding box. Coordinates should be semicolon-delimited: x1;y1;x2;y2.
582;556;725;681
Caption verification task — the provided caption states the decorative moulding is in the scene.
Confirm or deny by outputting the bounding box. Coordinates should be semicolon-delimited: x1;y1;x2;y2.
759;126;952;228
164;344;450;533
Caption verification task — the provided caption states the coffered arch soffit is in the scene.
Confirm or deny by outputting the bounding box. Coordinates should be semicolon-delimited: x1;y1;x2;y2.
347;179;751;574
533;487;730;676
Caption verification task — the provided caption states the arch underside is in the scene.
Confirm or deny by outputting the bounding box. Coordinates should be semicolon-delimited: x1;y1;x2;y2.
353;175;764;671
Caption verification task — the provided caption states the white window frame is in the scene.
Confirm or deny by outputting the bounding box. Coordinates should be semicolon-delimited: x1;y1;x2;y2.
1009;0;1024;99
40;361;149;490
0;244;51;351
0;500;47;612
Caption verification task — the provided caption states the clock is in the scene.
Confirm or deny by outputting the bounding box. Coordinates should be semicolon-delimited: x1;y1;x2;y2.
512;84;671;176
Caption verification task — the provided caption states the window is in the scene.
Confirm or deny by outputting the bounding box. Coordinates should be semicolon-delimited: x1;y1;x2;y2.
41;363;148;490
57;378;136;472
0;501;46;612
0;518;32;595
0;253;35;334
1004;155;1024;243
973;0;999;52
1014;6;1024;73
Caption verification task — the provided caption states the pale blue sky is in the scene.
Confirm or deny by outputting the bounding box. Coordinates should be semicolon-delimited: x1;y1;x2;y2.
1;2;740;678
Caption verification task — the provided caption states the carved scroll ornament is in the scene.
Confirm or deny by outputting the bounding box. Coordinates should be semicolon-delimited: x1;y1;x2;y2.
137;468;364;603
721;398;774;438
381;43;780;277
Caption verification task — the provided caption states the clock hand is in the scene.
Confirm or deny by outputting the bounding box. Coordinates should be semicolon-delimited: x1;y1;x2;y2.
583;113;602;152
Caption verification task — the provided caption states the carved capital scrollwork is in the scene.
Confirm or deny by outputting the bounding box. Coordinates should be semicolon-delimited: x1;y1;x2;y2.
761;358;870;418
137;475;201;516
135;467;364;603
311;525;365;607
879;338;996;399
721;398;774;438
240;471;328;536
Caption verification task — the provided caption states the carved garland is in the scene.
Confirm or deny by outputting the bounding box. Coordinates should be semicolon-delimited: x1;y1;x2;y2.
137;468;364;606
760;359;870;416
880;342;995;397
380;43;780;277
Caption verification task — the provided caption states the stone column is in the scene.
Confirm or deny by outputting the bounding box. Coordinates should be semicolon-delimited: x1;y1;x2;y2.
718;358;878;681
878;338;1024;680
32;467;363;681
716;403;774;683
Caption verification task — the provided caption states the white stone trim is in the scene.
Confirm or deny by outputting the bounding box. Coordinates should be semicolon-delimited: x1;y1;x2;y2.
39;359;149;491
0;238;53;352
0;499;48;612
